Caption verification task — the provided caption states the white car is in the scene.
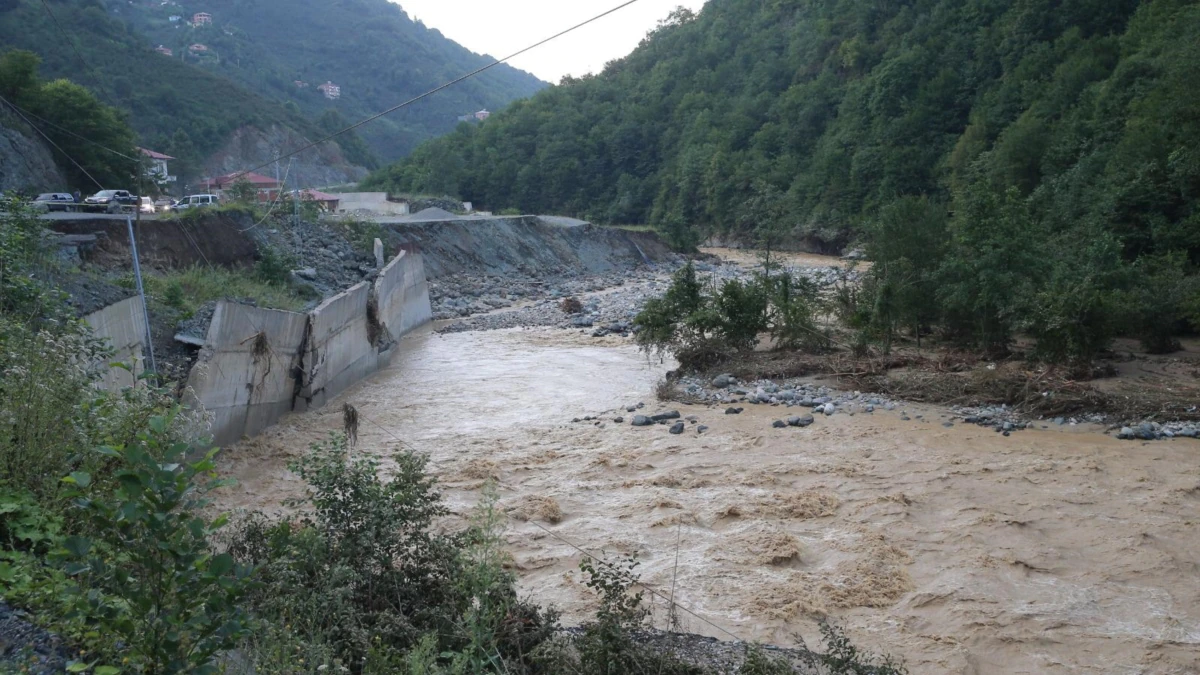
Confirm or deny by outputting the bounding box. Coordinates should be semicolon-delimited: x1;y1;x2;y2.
140;197;156;214
171;194;220;211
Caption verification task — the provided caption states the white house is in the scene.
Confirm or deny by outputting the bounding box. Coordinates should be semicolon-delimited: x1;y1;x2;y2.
317;81;341;100
139;148;176;183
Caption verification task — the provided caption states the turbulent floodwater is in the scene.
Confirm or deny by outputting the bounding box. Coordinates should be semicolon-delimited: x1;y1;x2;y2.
219;308;1200;675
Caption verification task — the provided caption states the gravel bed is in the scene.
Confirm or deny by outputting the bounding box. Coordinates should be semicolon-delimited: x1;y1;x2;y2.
0;602;72;674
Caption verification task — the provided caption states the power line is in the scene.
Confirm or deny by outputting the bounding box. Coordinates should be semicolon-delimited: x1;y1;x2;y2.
0;97;140;163
0;92;104;189
236;0;642;179
37;0;111;101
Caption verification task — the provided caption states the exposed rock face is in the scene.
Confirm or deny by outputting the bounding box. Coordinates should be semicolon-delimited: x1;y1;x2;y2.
202;124;368;188
0;109;67;192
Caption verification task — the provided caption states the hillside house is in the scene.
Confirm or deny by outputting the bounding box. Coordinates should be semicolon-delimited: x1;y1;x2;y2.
474;109;491;121
139;148;176;183
155;45;173;56
317;81;341;100
294;80;309;88
188;43;208;54
193;12;212;25
169;15;182;22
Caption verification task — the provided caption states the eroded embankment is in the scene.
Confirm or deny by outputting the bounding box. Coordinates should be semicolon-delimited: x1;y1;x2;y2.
380;217;673;278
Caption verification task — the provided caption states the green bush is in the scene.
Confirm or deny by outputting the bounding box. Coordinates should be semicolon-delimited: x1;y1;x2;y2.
634;262;825;370
60;411;255;674
254;245;297;286
534;556;702;675
817;622;907;675
230;436;556;671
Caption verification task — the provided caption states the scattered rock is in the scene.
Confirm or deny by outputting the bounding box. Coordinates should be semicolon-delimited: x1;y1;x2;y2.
822;403;836;416
712;374;734;389
790;414;815;428
669;421;685;435
772;420;787;429
613;416;624;424
696;425;709;434
631;415;653;427
651;410;681;422
725;407;743;415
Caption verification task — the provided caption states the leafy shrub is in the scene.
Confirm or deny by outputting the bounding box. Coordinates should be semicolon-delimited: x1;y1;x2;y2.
230;436;556;671
818;622;907;675
254;245;296;286
162;279;186;310
635;262;823;370
227;178;260;205
0;317;108;500
535;556;701;675
0;196;63;319
61;411;254;673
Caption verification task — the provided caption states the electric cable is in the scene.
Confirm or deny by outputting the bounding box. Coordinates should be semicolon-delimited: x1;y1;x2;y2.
235;0;642;179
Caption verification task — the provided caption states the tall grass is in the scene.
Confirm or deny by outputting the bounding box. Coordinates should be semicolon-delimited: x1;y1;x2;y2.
140;265;311;316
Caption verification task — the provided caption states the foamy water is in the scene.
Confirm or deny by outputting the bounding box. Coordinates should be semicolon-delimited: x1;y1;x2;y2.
217;313;1200;675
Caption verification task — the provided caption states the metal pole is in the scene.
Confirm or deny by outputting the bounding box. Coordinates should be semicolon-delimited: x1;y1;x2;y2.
126;214;157;376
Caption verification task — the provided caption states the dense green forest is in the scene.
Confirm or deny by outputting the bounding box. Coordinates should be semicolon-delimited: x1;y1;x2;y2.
372;0;1200;359
370;0;1198;258
118;0;547;161
0;0;330;172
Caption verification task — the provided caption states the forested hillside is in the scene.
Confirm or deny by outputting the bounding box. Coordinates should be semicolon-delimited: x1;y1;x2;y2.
369;0;1199;262
120;0;547;161
0;0;333;176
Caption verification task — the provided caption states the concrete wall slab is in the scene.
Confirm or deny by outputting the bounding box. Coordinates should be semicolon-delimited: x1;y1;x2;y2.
83;295;146;390
374;251;432;341
184;302;309;447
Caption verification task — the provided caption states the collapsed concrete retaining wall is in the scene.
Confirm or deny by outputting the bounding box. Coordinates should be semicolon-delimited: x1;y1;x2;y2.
83;296;148;390
298;282;379;411
374;250;433;341
182;303;309;447
183;252;432;446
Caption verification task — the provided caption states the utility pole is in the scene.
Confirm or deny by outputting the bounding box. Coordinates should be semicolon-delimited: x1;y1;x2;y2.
126;214;157;377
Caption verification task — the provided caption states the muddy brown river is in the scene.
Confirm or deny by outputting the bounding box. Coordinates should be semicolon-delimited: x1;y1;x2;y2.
218;292;1200;675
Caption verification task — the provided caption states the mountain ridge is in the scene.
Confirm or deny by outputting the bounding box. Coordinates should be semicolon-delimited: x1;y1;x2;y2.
118;0;547;162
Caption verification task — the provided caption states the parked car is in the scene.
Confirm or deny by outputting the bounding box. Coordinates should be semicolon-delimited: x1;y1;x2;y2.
171;194;219;211
139;197;156;214
153;198;173;213
31;192;78;212
84;189;138;214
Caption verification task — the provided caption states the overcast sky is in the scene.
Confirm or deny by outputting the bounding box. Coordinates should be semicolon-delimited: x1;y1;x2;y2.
393;0;708;83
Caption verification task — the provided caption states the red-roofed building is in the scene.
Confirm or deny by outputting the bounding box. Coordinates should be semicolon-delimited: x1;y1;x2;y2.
203;172;281;197
294;189;340;212
155;45;173;57
139;147;176;183
189;43;209;54
193;12;212;26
